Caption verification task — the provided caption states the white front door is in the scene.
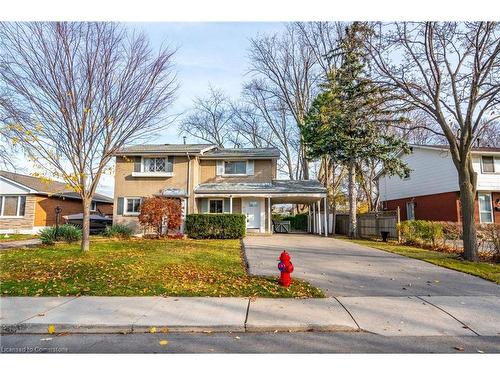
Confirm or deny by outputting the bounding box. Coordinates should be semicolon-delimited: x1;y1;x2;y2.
245;200;261;229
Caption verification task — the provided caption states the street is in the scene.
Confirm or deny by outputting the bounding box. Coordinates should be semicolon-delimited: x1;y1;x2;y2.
1;332;500;353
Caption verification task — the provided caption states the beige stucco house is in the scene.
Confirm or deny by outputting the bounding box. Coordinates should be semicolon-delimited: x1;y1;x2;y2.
113;144;329;235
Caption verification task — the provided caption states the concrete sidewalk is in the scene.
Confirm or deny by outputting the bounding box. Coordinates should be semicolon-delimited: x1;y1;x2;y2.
0;239;41;250
1;295;499;336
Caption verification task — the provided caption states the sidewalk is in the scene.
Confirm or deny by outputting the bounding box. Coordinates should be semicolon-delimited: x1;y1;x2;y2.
0;239;41;250
1;295;499;336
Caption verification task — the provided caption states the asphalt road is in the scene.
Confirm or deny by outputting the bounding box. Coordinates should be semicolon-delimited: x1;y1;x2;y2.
1;332;500;353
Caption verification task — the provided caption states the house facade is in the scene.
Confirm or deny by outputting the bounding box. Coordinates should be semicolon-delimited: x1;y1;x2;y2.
0;171;113;234
113;144;328;235
378;145;500;223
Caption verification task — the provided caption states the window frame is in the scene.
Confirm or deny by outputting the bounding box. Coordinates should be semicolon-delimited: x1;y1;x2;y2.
406;201;415;221
90;201;98;211
124;197;142;216
0;195;26;218
142;156;173;173
208;199;224;214
478;192;494;224
223;160;247;176
481;155;496;174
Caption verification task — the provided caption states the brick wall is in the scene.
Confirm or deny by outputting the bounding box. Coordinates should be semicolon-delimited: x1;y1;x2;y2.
383;191;461;222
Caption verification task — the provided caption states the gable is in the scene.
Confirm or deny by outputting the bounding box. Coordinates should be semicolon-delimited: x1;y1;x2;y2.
0;176;32;194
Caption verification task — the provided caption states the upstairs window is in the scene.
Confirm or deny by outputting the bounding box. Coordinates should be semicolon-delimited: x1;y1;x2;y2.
143;157;173;173
481;156;495;173
224;161;247;175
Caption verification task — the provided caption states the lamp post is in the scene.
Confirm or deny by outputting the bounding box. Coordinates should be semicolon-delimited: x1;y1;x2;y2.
55;206;62;240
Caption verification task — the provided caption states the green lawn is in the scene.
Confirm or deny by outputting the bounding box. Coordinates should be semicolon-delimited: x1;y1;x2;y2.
341;237;500;284
0;238;324;298
0;234;38;242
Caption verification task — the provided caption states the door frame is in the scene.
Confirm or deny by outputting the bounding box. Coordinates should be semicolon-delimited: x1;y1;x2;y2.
242;197;264;231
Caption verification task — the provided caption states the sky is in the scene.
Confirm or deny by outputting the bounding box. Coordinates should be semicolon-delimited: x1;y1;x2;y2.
93;22;286;196
10;22;287;197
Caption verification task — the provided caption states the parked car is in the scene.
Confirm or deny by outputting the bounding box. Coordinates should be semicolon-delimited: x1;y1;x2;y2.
64;212;113;234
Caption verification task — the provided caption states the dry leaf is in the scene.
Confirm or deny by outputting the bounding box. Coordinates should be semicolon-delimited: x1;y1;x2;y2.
159;340;168;346
454;346;464;351
149;327;157;334
160;327;169;333
47;325;56;334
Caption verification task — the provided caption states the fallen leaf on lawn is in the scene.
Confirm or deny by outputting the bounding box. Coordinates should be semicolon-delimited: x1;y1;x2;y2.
40;338;53;341
47;325;56;334
160;327;169;333
149;327;157;334
159;340;168;346
57;332;69;337
454;346;464;351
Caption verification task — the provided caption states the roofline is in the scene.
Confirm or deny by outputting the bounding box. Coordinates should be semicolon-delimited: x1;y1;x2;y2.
410;144;500;154
198;155;280;160
113;144;218;156
194;192;327;198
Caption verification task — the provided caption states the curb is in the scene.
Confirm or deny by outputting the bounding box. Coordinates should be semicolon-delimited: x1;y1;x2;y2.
1;323;359;335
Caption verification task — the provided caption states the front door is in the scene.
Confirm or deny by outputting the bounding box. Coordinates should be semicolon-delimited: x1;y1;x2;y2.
245;200;261;229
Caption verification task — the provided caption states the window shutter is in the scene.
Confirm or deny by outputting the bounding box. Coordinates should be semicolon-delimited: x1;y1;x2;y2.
201;198;209;213
247;160;254;175
216;160;224;176
133;157;142;172
117;197;124;215
223;198;230;213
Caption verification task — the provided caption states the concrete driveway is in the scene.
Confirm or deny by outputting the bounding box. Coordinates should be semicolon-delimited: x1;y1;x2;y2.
243;234;500;297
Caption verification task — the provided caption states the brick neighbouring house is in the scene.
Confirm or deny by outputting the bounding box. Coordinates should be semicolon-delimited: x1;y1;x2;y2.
0;170;113;234
377;145;500;224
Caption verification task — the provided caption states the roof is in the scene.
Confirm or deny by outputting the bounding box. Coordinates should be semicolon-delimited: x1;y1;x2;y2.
115;144;216;155
0;170;113;203
114;143;280;159
202;148;280;159
194;179;327;195
411;144;500;154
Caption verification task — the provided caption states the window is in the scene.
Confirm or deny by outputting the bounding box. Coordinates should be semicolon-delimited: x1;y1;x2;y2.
481;156;495;173
90;201;97;211
209;199;223;213
224;161;247;175
478;193;493;223
143;157;173;173
125;198;141;215
403;171;410;180
406;202;415;221
0;195;26;217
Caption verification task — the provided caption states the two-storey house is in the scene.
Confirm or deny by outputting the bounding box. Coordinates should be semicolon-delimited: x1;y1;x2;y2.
112;144;328;234
377;144;500;223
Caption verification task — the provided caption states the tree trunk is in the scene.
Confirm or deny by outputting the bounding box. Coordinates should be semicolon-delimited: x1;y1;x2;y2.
348;159;358;238
458;172;478;261
81;197;91;252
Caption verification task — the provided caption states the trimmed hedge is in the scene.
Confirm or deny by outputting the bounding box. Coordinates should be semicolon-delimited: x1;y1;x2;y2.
185;214;246;239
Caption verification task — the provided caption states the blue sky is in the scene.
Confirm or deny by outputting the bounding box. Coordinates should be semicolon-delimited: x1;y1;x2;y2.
131;22;285;142
95;22;287;195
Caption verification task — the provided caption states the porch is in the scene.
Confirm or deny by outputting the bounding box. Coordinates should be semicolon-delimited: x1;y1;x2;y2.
193;180;329;235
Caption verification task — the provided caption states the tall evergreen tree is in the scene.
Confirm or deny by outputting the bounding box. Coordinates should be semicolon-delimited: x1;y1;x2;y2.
302;22;410;238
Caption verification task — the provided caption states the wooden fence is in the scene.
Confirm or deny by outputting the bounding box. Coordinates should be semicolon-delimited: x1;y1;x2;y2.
335;209;400;240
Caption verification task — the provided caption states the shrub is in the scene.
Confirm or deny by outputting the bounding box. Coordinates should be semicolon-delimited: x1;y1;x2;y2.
103;224;133;239
39;224;82;244
289;213;309;231
185;214;246;239
39;227;57;245
57;224;82;243
398;220;443;246
138;197;182;235
477;224;500;260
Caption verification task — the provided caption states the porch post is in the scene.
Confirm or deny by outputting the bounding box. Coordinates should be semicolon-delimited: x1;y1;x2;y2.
308;205;311;233
323;197;328;237
267;196;271;234
229;195;233;213
312;202;316;233
317;200;322;235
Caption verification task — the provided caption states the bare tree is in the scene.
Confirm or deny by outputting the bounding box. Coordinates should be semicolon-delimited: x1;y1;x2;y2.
370;22;500;261
0;22;178;251
248;25;317;179
179;85;234;147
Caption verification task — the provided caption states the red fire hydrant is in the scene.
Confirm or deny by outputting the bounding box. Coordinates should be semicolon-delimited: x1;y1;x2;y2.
278;250;294;287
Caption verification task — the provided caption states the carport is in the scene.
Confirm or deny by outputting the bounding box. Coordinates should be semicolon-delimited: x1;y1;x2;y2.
194;180;329;235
